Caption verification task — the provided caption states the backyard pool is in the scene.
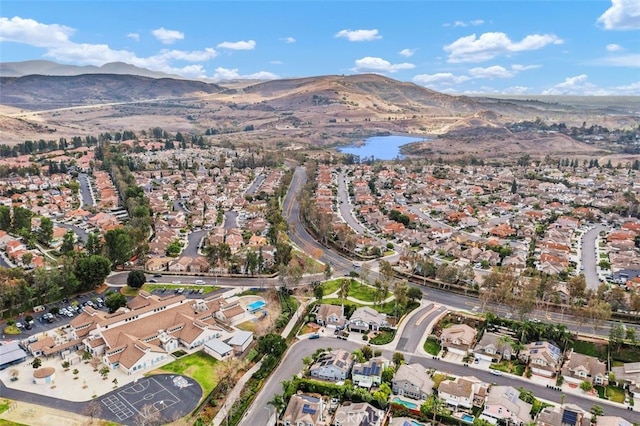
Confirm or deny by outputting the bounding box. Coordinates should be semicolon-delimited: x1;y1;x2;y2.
392;397;418;410
247;300;266;313
461;414;474;423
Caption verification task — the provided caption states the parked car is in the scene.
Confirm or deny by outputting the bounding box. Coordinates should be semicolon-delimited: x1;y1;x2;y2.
15;322;23;328
490;369;503;376
309;334;320;339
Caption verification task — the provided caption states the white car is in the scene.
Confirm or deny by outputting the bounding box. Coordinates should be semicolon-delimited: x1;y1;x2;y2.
490;369;503;376
195;280;205;285
15;322;23;328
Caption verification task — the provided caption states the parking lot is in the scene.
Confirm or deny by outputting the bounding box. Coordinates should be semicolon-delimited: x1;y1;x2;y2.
5;290;108;340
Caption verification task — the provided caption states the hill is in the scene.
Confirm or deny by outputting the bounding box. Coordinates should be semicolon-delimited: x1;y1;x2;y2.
0;60;187;80
0;74;224;110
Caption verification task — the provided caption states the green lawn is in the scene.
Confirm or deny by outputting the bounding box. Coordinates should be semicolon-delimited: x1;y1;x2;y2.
490;360;526;376
606;385;626;403
141;284;219;294
321;279;343;296
370;329;395;345
0;400;10;415
424;337;441;356
154;351;219;396
322;298;364;308
349;280;389;302
571;340;603;358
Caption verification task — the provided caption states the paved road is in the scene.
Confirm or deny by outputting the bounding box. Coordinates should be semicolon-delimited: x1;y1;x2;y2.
224;211;238;231
395;303;445;353
246;174;265;195
581;224;607;290
182;229;208;258
337;171;368;235
57;222;89;242
78;173;95;208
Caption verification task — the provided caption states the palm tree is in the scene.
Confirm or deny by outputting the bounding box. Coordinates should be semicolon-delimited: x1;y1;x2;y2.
268;393;285;419
339;278;350;304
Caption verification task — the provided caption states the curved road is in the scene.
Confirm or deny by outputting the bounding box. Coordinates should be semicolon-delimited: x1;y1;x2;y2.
581;225;607;290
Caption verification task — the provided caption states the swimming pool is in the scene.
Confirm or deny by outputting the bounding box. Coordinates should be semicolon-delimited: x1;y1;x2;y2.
461;414;474;423
392;397;418;410
247;300;266;312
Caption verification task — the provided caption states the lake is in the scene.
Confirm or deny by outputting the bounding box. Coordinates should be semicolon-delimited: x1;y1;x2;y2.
338;135;425;160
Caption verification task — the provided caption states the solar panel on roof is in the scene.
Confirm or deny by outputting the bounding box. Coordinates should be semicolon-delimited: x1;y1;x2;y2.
302;404;317;415
562;409;578;425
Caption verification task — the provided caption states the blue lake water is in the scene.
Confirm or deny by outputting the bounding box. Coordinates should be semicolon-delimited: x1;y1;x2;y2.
338;135;425;160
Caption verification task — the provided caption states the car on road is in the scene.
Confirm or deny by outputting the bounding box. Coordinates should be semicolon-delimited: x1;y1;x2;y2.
153;274;162;277
490;369;503;376
195;280;205;285
15;322;23;328
149;279;158;283
309;334;320;339
172;280;181;284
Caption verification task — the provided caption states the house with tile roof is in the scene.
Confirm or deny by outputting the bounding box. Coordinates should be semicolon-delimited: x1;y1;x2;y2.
561;349;608;386
392;363;434;401
310;349;354;382
520;341;562;377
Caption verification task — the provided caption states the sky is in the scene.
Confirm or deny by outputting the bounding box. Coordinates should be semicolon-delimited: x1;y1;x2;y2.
0;0;639;95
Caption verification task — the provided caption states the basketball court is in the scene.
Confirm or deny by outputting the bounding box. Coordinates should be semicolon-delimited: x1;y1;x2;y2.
99;374;201;425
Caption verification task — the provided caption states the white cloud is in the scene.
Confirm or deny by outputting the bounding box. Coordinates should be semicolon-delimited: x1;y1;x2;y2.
270;60;283;65
0;16;74;47
606;43;624;52
127;33;140;42
156;48;217;62
335;29;381;42
444;32;563;63
210;67;278;81
511;64;541;71
542;74;604;95
596;53;640;67
398;48;416;57
503;86;531;94
352;57;414;73
152;27;184;44
444;19;485;28
615;81;640;93
597;0;640;30
281;37;296;44
468;65;514;79
413;72;470;86
216;40;256;50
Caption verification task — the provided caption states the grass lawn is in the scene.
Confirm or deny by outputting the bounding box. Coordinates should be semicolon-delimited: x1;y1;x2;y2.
120;286;140;297
322;279;343;296
2;326;20;335
490;360;526;376
154;351;219;396
141;284;219;294
236;320;258;333
571;340;604;358
606;385;626;403
0;421;28;426
0;400;10;415
348;280;390;302
370;329;395;345
322;298;364;308
595;385;605;399
424;337;441;356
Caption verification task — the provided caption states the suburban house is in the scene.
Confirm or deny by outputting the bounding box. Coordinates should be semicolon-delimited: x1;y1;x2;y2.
536;404;587;426
440;324;477;355
309;349;354;382
611;362;640;396
315;304;347;329
437;376;488;409
480;386;533;425
282;393;326;426
473;332;514;362
595;417;633;426
561;349;608;386
519;341;562;377
351;356;389;389
392;363;434;401
348;307;389;333
203;339;233;360
333;402;384;426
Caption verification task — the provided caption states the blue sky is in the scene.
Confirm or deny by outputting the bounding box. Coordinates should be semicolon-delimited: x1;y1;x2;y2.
1;0;639;95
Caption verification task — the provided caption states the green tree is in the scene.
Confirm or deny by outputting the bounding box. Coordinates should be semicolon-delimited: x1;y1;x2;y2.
324;262;333;281
105;228;132;267
381;367;395;383
406;286;422;303
609;322;625;350
12;206;32;233
0;205;10;231
32;357;42;369
85;232;102;255
267;393;285;415
36;217;54;246
105;291;127;313
258;333;287;357
392;352;404;367
590;405;603;422
127;270;146;288
338;278;350;303
21;252;33;267
580;380;593;393
60;230;76;254
75;254;112;290
360;345;373;360
313;284;323;300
